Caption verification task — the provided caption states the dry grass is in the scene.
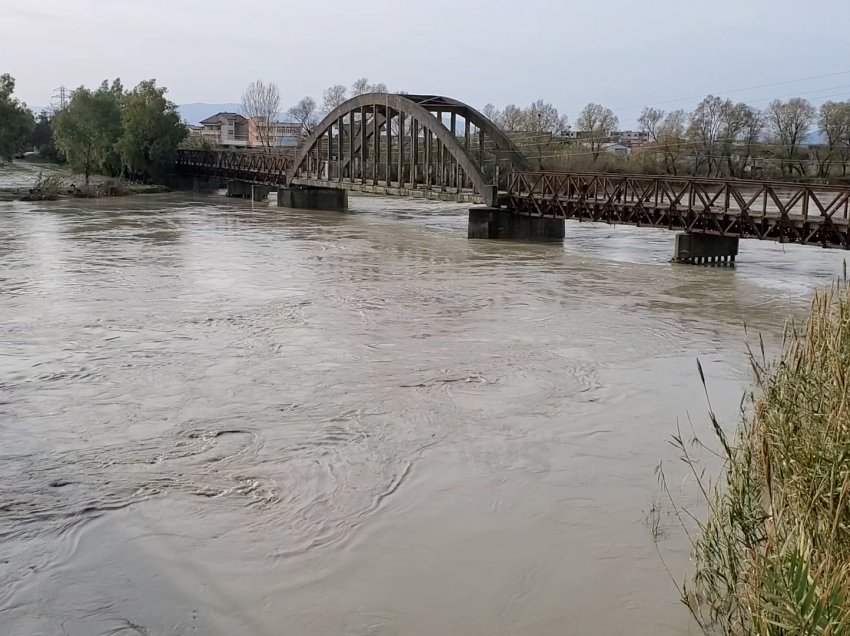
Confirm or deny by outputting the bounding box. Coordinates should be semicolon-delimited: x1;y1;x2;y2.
670;283;850;635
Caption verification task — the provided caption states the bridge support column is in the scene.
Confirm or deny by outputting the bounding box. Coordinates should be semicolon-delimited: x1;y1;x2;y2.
672;233;739;265
468;207;565;241
226;180;269;201
277;187;348;211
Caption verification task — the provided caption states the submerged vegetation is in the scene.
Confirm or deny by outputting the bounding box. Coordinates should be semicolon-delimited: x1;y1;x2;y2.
671;283;850;634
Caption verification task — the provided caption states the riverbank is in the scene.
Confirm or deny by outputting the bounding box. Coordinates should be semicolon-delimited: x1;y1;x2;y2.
684;283;850;633
0;160;170;201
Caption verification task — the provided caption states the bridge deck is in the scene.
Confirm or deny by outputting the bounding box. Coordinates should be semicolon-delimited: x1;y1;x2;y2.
291;177;486;204
506;172;850;248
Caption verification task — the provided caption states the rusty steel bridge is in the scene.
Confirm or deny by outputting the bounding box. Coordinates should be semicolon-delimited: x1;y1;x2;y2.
175;92;850;257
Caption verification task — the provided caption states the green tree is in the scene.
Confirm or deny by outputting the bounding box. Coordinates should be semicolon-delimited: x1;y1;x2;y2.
0;74;35;162
52;80;123;184
119;80;187;182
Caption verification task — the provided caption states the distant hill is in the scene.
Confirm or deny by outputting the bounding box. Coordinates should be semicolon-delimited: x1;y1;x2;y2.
179;103;241;125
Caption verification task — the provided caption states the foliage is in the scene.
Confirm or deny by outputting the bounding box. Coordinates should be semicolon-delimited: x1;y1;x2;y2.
52;80;123;184
0;74;35;162
576;103;619;159
666;284;850;634
766;98;816;176
52;79;185;184
815;101;850;178
119;80;186;182
20;172;64;200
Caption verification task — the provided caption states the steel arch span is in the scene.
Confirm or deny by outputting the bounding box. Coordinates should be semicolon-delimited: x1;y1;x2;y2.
286;93;531;207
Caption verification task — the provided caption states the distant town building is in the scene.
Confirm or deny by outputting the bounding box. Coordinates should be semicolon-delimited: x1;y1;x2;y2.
601;142;630;156
186;124;203;138
248;120;302;149
199;112;302;149
200;112;249;148
612;130;648;144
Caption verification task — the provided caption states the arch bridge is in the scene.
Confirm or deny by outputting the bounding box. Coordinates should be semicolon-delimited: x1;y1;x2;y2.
287;93;531;207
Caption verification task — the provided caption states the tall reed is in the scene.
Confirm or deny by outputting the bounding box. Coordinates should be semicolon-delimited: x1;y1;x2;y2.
677;283;850;635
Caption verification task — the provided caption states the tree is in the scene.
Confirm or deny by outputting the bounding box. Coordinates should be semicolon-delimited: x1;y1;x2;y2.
351;77;387;96
287;96;319;136
0;74;35;162
52;80;123;183
119;80;187;182
638;107;687;175
733;104;765;178
322;84;348;114
482;103;498;121
576;103;619;160
766;97;815;176
525;100;569;169
241;80;280;152
497;104;526;132
688;95;734;176
815;101;850;178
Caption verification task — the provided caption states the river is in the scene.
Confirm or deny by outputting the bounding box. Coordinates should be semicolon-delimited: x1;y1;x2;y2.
1;193;846;635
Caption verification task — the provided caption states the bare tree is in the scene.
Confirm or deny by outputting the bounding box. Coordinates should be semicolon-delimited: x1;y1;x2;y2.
351;77;388;96
322;84;348;115
482;103;499;122
815;100;850;178
287;96;319;137
766;97;815;176
526;100;569;169
576;103;619;160
734;104;765;178
241;79;281;152
638;107;687;175
688;95;734;176
498;104;526;132
351;78;371;96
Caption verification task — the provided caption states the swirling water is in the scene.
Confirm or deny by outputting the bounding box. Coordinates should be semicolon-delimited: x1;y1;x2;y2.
1;193;845;635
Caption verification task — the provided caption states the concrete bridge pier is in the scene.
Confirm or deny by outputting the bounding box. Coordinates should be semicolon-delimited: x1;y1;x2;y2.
468;207;565;241
226;180;270;201
277;187;348;211
672;233;739;265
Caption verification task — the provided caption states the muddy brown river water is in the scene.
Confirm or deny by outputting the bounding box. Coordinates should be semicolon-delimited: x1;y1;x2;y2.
1;193;847;635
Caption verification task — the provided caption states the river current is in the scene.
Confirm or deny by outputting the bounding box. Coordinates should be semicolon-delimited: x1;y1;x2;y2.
1;193;845;635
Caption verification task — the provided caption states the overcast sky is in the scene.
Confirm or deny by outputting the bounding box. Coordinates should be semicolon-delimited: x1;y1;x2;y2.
4;0;849;127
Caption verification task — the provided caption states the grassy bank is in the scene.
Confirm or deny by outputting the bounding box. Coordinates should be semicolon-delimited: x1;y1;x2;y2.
679;284;850;634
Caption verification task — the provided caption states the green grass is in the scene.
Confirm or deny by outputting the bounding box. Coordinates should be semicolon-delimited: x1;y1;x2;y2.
670;283;850;635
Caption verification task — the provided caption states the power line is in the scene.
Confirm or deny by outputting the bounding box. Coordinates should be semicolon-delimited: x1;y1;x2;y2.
612;70;850;114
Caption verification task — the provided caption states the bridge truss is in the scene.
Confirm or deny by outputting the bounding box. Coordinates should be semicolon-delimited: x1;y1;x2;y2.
507;171;850;248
